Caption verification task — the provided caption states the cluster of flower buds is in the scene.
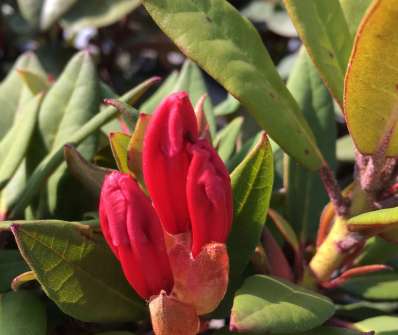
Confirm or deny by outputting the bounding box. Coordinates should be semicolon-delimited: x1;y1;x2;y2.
99;92;233;335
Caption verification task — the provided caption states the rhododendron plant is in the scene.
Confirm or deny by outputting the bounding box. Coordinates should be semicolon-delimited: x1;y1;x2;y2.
99;92;232;334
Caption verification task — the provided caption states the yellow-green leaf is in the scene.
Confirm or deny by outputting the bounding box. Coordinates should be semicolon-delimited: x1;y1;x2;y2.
344;0;398;155
109;132;131;174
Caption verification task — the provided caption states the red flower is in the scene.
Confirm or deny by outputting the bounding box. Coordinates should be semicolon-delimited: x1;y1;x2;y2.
143;92;232;256
99;91;232;307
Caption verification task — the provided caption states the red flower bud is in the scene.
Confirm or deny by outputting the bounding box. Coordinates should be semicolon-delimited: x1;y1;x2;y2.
99;171;173;299
187;140;233;256
143;92;198;234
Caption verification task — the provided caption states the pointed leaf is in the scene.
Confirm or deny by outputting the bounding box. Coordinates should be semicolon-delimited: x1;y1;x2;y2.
230;275;335;334
348;207;398;232
344;0;398;156
215;117;243;162
214;94;240;116
356;316;398;334
283;0;352;105
17;69;50;94
40;0;78;30
12;220;146;322
143;0;324;170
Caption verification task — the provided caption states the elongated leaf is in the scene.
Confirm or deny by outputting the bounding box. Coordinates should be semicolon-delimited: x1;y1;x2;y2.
345;0;398;156
10;96;124;217
12;220;146;322
17;69;50;94
283;0;352;105
0;250;29;293
40;0;78;30
356;316;398;334
343;272;398;300
286;49;336;240
143;0;324;170
215;117;243;162
62;0;140;31
340;0;372;36
230;275;335;334
214;133;273;317
348;207;398;232
0;94;43;189
109;132;131;174
38;51;99;215
268;208;299;254
0;290;47;335
0;52;45;139
214;94;240;116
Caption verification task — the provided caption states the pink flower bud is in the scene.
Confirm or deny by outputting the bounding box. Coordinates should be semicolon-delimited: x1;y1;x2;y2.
143;92;198;234
99;171;173;299
187;140;233;256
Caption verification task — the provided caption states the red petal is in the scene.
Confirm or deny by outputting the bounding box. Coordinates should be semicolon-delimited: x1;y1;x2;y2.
99;171;173;299
143;92;198;234
186;140;233;256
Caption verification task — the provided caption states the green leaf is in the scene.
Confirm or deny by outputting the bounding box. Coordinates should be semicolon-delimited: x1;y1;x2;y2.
356;316;398;334
344;0;398;156
214;133;273;317
40;0;78;30
143;0;324;170
139;71;179;114
0;290;47;335
348;207;398;232
283;0;352;105
17;0;43;27
0;52;45;139
9;93;125;218
109;132;131;174
214;94;240;116
343;272;398;301
12;220;146;322
17;69;50;94
268;209;300;254
231;275;335;334
0;94;43;189
0;250;29;293
172;59;216;138
64;145;111;198
340;0;372;36
38;51;100;215
214;326;360;335
62;0;140;31
286;49;336;240
215;117;243;162
336;135;355;162
357;237;398;266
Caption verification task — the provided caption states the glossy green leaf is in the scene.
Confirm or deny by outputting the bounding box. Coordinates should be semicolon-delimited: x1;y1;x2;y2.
143;0;324;170
0;52;45;139
286;49;336;240
0;250;29;293
12;220;146;322
38;51;99;215
0;94;43;189
214;94;240;116
109;132;131;174
62;0;140;31
283;0;352;105
214;133;273;317
340;0;372;36
231;275;335;334
343;272;398;300
215;117;243;162
0;290;47;335
139;71;179;114
356;316;398;334
10;95;124;217
64;145;111;198
348;207;398;232
172;59;216;138
344;0;398;156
